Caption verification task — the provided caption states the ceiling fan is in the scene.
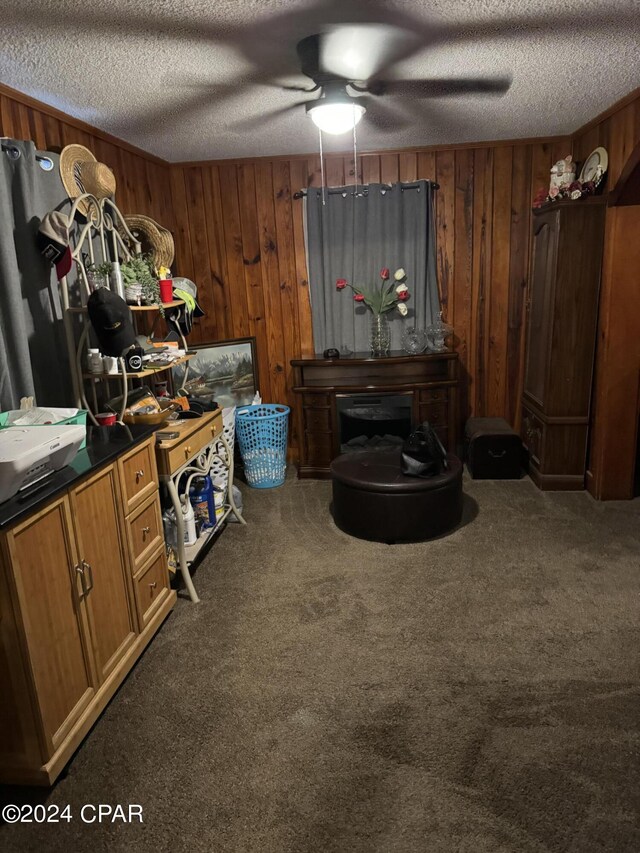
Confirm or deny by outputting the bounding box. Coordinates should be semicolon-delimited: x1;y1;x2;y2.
269;27;512;135
6;0;634;143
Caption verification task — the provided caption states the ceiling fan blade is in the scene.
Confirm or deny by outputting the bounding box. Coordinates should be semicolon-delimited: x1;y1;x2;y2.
370;76;512;99
400;100;475;138
111;82;252;137
359;96;412;132
319;24;422;82
230;101;311;132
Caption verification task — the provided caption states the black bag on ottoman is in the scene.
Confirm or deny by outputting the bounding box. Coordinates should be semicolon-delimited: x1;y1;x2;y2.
465;417;523;479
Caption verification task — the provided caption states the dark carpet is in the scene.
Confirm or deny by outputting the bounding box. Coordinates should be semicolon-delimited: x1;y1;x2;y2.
2;473;639;852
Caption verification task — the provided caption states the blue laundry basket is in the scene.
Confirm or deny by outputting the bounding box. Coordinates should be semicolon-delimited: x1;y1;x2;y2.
235;404;290;488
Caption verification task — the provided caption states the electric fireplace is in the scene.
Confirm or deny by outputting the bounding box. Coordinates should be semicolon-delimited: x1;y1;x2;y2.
336;393;413;452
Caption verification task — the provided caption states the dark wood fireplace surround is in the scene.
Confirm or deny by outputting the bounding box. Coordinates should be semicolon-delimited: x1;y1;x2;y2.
291;351;459;478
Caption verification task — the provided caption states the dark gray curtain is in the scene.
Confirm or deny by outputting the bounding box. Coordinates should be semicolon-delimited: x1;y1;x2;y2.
305;180;440;354
0;139;73;410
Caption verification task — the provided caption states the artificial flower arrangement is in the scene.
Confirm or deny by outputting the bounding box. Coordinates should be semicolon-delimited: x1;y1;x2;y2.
533;179;597;208
336;267;410;316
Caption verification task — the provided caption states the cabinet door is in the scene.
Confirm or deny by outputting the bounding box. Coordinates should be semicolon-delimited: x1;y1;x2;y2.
70;465;137;683
5;497;95;755
524;216;558;407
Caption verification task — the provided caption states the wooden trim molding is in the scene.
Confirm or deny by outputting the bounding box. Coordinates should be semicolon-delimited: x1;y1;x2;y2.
172;135;571;169
571;84;640;142
0;81;166;165
608;139;640;206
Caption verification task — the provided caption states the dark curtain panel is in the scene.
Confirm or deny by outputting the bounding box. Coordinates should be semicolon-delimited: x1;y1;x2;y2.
304;180;440;353
0;139;73;410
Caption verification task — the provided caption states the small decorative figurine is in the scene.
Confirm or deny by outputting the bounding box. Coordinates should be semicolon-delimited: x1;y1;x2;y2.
549;155;576;194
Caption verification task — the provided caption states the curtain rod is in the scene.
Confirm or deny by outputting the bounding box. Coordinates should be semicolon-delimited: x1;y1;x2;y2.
1;141;53;167
293;180;439;200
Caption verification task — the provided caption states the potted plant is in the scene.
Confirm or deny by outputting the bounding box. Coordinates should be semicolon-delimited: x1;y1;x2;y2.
121;255;162;313
86;261;112;292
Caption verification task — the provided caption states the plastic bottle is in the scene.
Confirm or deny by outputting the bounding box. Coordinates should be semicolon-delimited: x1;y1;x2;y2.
181;496;197;545
189;476;216;529
213;486;225;521
87;348;103;374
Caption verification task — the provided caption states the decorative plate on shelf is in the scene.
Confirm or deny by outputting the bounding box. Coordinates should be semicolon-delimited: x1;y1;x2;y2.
579;147;608;185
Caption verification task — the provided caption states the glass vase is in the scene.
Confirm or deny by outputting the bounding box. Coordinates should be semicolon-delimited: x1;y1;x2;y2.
370;312;391;357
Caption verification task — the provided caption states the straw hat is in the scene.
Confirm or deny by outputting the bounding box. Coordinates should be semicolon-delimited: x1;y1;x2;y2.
59;143;116;217
123;214;175;271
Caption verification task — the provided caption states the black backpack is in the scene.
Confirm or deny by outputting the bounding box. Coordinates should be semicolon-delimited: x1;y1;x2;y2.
401;421;448;478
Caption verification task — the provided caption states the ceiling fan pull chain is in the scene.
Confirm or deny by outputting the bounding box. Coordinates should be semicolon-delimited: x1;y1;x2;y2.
318;127;326;206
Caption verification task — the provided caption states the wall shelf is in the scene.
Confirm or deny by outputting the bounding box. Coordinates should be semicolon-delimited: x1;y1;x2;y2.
69;299;185;314
82;352;193;380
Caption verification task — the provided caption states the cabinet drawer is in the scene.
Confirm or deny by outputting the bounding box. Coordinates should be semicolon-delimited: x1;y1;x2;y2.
127;493;164;574
304;407;331;431
302;393;330;407
419;402;448;427
134;551;170;629
304;432;334;466
161;416;221;475
119;441;158;513
420;388;448;404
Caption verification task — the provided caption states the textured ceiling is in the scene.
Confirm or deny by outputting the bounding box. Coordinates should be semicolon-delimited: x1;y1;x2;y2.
0;0;639;162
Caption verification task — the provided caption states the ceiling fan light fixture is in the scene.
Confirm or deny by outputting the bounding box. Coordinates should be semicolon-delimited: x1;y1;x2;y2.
308;101;366;135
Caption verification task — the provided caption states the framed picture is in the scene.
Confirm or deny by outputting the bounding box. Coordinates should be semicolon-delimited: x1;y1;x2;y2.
172;337;258;408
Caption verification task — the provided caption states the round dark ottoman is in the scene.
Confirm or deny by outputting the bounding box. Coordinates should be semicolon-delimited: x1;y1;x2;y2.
330;450;463;543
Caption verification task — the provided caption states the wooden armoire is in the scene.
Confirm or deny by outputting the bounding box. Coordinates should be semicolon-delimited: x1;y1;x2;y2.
521;196;607;490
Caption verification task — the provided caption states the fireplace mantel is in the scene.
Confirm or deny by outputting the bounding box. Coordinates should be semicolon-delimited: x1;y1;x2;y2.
291;351;459;478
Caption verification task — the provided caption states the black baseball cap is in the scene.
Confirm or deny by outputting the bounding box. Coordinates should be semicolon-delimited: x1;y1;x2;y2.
87;289;137;357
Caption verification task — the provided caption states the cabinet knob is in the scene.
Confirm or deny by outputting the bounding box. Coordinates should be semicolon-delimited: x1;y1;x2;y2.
184;445;192;457
149;581;158;590
142;526;151;536
135;469;145;480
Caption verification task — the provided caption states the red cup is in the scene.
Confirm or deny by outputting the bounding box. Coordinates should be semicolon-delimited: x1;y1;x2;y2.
95;412;116;426
159;279;174;303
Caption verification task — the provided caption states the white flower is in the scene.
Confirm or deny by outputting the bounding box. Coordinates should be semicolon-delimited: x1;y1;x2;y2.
397;302;408;316
394;268;406;281
396;283;409;295
571;189;582;200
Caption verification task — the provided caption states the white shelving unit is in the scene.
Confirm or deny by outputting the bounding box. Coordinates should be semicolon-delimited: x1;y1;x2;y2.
158;414;245;603
59;193;191;423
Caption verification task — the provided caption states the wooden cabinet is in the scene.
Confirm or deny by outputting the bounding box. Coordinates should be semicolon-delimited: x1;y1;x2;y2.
521;198;606;489
3;498;95;757
292;352;458;478
69;466;137;683
0;437;175;785
155;410;222;477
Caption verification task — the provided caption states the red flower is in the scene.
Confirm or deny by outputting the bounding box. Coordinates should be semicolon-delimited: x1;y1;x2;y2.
380;267;390;280
397;290;410;301
354;293;365;302
336;278;347;290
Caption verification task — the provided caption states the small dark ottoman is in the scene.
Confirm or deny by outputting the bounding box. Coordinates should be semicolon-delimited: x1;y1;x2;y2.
330;450;463;543
464;417;523;479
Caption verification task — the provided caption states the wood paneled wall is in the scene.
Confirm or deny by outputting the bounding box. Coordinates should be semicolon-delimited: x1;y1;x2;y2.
169;138;571;455
4;77;638;486
0;83;174;229
571;89;640;499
